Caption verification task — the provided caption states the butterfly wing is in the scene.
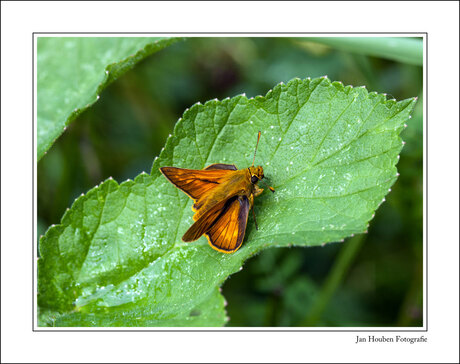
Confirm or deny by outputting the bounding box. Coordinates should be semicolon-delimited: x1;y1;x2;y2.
182;199;228;242
182;195;250;253
160;166;235;200
205;195;250;253
203;163;237;171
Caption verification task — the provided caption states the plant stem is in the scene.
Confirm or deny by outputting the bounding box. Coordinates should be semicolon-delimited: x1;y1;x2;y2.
301;234;366;326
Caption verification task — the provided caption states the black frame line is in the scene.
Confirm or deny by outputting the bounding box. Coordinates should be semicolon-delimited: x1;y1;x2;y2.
33;31;427;332
33;31;422;34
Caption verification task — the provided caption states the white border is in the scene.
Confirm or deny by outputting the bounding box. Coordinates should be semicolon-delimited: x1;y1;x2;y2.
2;1;458;363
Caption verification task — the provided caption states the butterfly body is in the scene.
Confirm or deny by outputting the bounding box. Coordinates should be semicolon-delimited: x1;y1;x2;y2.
160;164;265;253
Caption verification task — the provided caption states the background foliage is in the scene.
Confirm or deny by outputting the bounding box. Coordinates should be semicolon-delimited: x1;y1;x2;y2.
38;37;423;327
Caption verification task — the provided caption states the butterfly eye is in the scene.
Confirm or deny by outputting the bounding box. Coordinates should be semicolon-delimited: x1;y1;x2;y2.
251;175;259;184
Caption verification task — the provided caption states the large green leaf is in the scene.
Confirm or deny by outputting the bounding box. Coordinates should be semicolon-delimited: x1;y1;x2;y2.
37;37;181;161
38;77;416;327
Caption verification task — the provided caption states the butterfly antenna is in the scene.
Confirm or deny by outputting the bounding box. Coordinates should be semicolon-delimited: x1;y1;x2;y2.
252;131;261;166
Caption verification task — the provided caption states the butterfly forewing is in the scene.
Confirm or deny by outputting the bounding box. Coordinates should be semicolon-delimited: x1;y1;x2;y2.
205;195;250;253
203;164;237;171
182;199;227;242
160;166;234;200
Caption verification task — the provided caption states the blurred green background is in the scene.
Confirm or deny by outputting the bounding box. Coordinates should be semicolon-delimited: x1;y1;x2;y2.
37;37;423;327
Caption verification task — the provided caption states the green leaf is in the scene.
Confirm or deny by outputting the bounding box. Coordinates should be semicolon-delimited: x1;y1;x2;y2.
38;77;416;327
303;37;423;66
37;37;181;161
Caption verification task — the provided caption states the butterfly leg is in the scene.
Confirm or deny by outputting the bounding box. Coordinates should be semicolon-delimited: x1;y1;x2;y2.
248;193;260;230
253;184;264;198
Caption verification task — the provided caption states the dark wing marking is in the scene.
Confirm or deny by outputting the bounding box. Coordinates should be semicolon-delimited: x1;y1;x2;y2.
160;166;233;200
204;163;237;171
205;195;250;253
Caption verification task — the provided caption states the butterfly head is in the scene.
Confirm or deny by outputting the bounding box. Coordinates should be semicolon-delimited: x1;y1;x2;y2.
249;165;264;184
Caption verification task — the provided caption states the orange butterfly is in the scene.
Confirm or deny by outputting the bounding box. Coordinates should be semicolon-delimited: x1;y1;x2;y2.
160;131;274;253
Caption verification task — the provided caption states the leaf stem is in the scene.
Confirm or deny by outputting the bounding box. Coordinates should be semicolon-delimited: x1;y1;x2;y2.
301;234;366;326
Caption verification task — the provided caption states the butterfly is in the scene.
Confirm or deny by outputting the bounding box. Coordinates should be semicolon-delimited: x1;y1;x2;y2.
160;131;274;253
